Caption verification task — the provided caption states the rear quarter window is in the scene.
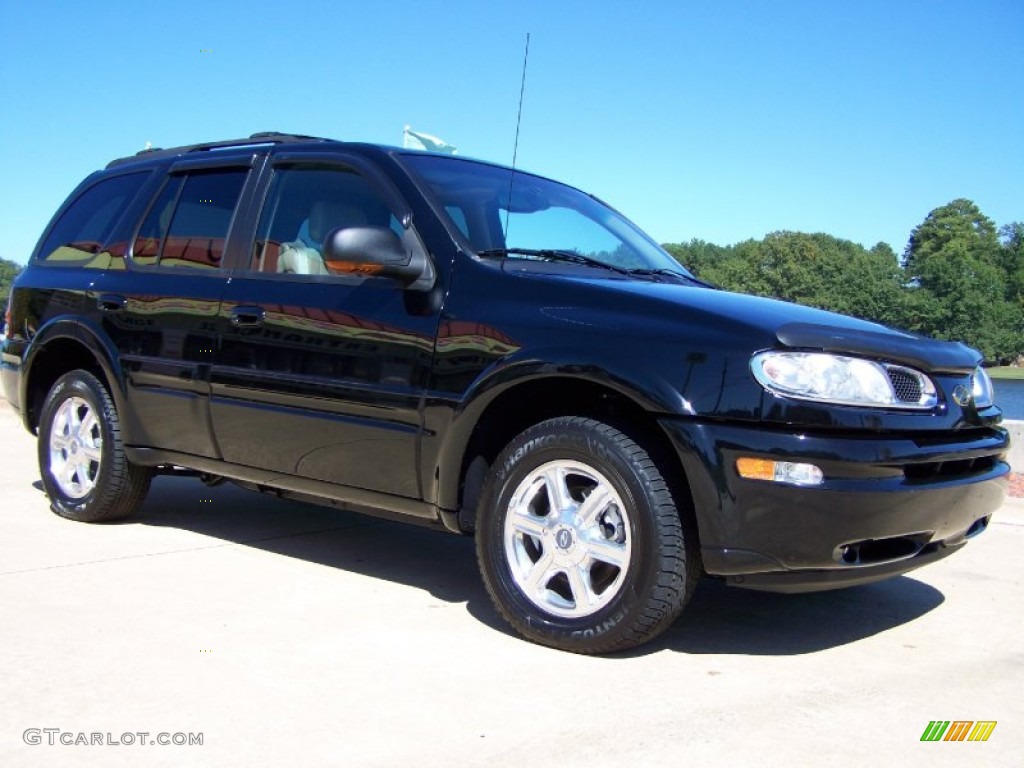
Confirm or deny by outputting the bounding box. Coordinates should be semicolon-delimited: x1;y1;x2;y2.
36;172;149;268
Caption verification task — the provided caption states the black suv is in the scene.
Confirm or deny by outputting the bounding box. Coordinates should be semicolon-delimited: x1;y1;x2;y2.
1;133;1009;653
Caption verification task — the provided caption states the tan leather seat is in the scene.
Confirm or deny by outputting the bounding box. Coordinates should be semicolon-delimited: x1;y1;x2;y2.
277;202;369;275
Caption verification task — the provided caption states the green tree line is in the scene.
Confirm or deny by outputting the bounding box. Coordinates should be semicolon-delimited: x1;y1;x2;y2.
665;199;1024;363
0;257;21;307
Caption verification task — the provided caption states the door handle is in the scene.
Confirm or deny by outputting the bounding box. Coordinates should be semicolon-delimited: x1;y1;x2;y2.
97;294;127;312
230;306;266;328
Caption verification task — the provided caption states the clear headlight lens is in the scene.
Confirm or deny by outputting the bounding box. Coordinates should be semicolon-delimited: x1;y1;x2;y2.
751;351;937;409
971;367;994;408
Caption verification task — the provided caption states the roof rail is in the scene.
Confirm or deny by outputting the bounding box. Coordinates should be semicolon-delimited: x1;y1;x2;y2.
247;131;331;142
106;132;335;168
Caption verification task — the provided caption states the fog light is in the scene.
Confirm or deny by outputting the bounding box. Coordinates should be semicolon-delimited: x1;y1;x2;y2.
736;457;824;486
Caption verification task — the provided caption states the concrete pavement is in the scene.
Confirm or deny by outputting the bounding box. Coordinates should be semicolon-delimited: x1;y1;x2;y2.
1;399;1021;767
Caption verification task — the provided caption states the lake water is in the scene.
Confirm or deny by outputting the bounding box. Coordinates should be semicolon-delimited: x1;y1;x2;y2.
995;378;1024;420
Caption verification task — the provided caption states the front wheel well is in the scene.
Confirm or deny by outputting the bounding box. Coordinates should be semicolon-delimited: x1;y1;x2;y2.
26;338;110;432
456;378;696;537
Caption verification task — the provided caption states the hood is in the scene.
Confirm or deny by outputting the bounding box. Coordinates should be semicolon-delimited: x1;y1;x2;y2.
564;276;982;374
774;321;979;373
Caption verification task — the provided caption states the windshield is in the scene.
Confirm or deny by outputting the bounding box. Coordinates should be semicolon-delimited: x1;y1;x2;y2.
400;154;692;275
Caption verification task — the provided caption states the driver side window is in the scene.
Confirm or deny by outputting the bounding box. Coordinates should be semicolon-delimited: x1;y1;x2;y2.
252;164;399;277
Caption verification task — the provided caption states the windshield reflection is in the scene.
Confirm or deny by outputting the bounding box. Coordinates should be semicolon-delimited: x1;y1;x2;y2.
400;154;691;275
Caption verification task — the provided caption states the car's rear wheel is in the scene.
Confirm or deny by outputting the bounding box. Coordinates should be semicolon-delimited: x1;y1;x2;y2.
38;370;152;522
476;416;698;653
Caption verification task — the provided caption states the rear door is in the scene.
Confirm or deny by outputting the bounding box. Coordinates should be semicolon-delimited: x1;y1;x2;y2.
96;155;261;458
209;154;439;498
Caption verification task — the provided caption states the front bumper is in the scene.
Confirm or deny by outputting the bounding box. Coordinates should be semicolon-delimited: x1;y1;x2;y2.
659;418;1009;592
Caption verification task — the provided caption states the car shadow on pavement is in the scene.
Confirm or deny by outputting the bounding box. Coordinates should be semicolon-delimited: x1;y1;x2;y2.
135;476;509;635
132;475;946;655
631;576;945;657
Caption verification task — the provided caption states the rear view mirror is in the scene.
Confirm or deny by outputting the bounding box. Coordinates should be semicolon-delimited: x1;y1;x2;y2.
322;226;428;286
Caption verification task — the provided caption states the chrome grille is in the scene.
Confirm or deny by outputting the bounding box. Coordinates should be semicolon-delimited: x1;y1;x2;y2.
887;368;924;403
880;363;936;408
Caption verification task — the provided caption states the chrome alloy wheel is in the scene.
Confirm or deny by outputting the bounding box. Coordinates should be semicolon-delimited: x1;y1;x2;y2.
503;460;632;618
48;396;103;499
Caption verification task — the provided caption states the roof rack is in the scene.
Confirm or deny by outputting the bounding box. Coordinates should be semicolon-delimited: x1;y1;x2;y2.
106;132;335;168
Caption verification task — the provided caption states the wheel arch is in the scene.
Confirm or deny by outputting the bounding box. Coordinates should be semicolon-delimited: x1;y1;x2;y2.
436;369;698;538
21;318;129;437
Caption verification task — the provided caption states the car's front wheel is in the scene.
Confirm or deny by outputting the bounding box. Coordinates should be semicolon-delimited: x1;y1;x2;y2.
38;370;152;522
476;417;698;653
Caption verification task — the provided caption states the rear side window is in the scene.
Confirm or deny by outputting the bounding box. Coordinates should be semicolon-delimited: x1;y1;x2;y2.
36;172;148;267
132;169;247;269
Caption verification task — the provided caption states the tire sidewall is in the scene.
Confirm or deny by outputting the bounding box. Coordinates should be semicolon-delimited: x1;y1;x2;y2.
38;372;116;520
478;421;667;649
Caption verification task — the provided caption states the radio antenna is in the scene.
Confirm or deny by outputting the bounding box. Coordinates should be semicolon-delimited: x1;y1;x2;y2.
503;32;530;240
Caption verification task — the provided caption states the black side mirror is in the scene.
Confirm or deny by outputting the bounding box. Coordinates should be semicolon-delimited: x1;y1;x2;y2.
322;226;433;288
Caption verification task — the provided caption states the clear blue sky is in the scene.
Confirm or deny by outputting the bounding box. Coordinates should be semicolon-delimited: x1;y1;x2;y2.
1;0;1021;264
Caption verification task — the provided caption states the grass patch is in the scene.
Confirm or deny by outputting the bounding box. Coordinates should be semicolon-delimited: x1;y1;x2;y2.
988;366;1024;380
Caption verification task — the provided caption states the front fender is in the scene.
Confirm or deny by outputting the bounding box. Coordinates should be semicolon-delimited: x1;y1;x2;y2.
461;345;695;416
430;347;694;512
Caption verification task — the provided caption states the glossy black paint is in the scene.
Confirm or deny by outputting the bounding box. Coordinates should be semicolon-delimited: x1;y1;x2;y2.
92;268;227;458
212;276;436;497
660;418;1006;581
1;134;1010;592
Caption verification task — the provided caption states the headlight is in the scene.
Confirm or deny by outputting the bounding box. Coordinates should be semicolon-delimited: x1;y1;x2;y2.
751;351;937;409
971;367;994;408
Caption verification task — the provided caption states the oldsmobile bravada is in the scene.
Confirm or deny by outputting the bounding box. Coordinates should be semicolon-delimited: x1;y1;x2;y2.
2;133;1008;652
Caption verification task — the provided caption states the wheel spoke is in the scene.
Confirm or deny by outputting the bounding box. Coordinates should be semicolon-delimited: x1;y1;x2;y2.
77;462;95;491
54;410;71;438
509;510;547;539
542;465;573;513
73;465;87;491
524;549;556;593
80;409;98;439
68;402;83;432
50;433;71;451
577;484;613;526
50;457;66;481
512;476;547;517
81;446;103;463
566;564;595;608
585;537;628;569
62;461;80;489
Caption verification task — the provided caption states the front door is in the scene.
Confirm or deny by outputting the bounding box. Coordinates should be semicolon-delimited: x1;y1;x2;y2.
209;158;440;499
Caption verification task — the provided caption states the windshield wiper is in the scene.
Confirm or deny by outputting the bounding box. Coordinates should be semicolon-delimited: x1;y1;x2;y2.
477;248;631;275
625;267;713;287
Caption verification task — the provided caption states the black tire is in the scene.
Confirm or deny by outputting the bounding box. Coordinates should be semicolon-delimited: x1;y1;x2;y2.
37;370;152;522
476;416;699;654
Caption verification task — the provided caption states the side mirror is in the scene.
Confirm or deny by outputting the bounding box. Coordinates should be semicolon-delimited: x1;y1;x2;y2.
322;226;428;286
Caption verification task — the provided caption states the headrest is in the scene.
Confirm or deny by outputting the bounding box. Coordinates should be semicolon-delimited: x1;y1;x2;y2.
307;201;368;244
